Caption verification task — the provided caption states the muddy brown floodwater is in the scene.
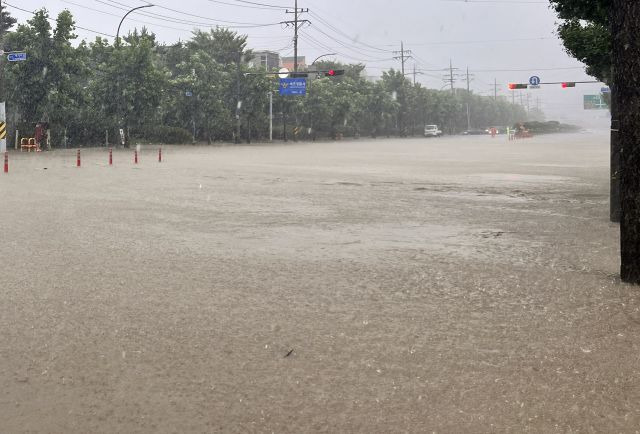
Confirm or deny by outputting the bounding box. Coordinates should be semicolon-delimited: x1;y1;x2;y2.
1;133;639;433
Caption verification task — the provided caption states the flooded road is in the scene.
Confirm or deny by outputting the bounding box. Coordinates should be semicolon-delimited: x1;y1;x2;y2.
1;133;638;432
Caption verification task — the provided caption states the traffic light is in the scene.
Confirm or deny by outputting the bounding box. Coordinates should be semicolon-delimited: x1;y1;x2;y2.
325;69;345;77
290;72;309;78
562;82;576;88
508;83;528;90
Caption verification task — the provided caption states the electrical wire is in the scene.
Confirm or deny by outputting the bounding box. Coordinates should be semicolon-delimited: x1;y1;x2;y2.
300;30;395;64
305;24;394;61
6;2;116;37
94;0;281;28
229;0;289;9
309;11;393;54
205;0;285;11
138;0;279;26
60;0;192;32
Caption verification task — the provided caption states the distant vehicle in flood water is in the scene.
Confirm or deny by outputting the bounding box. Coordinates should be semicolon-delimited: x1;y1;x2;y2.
424;125;443;137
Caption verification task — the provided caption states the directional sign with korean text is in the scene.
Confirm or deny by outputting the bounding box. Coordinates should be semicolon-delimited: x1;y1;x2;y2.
7;52;27;62
279;78;307;96
584;95;608;110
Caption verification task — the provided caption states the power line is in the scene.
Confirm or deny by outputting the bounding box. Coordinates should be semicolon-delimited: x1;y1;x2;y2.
60;0;192;32
379;36;557;46
6;2;116;37
472;66;585;72
304;25;394;61
95;0;281;28
230;0;290;8
308;11;393;53
205;0;284;10
441;0;546;3
141;0;280;26
300;30;394;63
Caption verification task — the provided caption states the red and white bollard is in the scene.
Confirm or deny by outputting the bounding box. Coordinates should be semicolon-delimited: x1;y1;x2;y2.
158;147;162;163
109;148;113;166
134;149;138;164
3;152;8;173
76;149;81;168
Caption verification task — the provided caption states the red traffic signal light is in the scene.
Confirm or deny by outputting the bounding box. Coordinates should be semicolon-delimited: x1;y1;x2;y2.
561;82;576;88
508;83;528;90
324;69;345;77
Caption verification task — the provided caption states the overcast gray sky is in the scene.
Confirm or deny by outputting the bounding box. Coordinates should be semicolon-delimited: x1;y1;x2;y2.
10;0;609;126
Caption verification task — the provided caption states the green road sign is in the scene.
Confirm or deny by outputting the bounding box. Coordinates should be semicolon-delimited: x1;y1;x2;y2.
584;95;608;110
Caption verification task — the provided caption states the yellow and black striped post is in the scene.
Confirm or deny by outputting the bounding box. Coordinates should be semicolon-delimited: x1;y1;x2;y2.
0;121;6;153
0;100;5;153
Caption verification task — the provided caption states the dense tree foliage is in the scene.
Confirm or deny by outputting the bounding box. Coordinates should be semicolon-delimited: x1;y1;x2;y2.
549;0;611;83
4;8;529;146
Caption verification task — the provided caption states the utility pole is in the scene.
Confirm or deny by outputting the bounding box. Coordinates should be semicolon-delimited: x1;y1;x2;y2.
235;51;242;144
490;78;500;101
465;67;474;131
442;60;459;94
393;41;412;76
392;42;412;136
449;59;455;92
409;63;423;86
283;0;310;72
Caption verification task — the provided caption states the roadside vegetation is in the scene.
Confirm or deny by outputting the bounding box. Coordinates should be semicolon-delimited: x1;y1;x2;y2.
5;8;531;146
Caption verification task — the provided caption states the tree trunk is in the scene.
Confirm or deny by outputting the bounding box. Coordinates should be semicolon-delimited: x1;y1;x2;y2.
613;0;640;282
610;84;621;222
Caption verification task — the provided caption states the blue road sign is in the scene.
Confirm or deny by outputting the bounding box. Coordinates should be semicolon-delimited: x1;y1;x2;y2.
185;91;193;97
601;87;611;94
279;78;307;96
7;52;27;62
529;76;541;86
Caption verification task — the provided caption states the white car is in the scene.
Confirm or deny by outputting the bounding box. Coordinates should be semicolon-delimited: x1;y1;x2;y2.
424;125;443;137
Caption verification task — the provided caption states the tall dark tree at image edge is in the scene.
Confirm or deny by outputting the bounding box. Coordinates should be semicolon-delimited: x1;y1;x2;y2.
612;0;640;283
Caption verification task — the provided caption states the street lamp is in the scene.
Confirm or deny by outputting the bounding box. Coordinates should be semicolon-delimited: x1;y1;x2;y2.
116;4;154;47
116;4;153;147
311;53;337;66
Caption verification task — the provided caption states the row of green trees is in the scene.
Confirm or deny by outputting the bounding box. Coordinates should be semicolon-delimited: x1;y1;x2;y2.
4;8;530;146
